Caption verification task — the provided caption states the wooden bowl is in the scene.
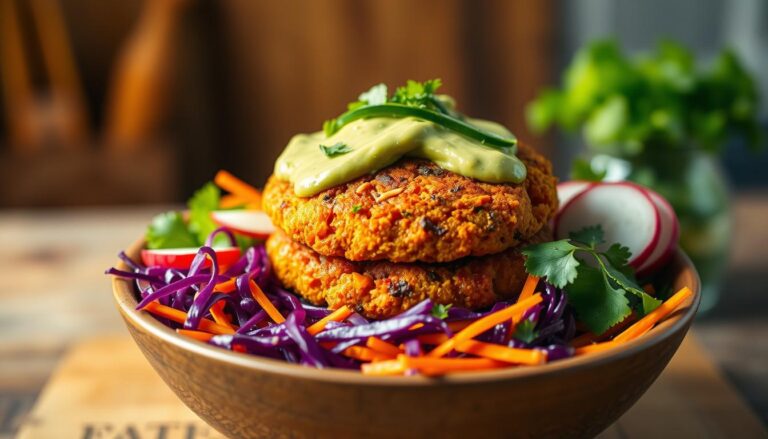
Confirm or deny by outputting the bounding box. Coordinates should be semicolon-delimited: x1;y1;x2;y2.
112;239;700;439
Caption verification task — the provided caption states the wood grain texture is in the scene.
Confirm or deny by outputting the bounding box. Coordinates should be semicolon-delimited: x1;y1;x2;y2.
110;240;699;439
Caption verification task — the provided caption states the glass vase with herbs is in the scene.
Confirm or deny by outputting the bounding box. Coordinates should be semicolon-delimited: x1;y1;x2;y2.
527;40;761;312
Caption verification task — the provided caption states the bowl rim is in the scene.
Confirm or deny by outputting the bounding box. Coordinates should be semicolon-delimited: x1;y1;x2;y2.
112;238;700;387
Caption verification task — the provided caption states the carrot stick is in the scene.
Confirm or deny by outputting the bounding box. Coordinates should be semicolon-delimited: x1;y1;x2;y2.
215;278;237;293
220;194;247;209
455;340;546;365
361;358;407;376
177;329;215;342
214;170;262;206
401;354;506;375
569;313;637;348
307;305;353;336
209;301;236;331
614;287;693;343
343;346;394;362
428;294;543;358
516;275;540;303
143;301;235;335
366;337;402;357
248;280;285;323
417;333;450;345
575;341;619;355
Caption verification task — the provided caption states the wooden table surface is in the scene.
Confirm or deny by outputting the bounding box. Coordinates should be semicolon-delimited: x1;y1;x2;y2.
1;194;767;437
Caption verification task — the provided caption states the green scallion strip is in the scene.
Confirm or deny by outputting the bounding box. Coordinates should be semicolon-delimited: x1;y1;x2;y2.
328;104;517;149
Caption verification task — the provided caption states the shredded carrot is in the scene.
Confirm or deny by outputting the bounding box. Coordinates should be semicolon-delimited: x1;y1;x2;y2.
455;340;546;365
215;278;237;293
429;294;543;358
366;337;402;357
177;329;215;342
401;354;506;375
417;333;450;345
343;346;394;362
575;341;619;355
516;275;540;303
143;301;235;335
209;301;236;331
214;170;262;206
361;358;407;376
409;323;425;331
569;313;637;348
220;194;246;209
307;305;353;336
614;287;693;343
248;280;285;323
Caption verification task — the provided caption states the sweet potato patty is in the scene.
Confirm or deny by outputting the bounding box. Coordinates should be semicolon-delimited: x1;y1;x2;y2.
266;228;551;319
263;143;557;263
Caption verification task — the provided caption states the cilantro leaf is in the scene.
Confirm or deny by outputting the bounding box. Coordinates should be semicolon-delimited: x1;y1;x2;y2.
358;83;388;106
522;240;580;288
146;211;197;250
513;319;539;344
604;243;632;268
569;224;605;248
599;256;661;314
431;303;452;319
187;183;226;247
391;79;445;112
567;264;632;334
351;205;362;213
319;142;352;157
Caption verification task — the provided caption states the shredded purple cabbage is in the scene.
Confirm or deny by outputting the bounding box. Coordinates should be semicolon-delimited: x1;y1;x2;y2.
108;232;577;372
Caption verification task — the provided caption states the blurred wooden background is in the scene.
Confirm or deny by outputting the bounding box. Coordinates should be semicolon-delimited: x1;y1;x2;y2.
0;0;555;206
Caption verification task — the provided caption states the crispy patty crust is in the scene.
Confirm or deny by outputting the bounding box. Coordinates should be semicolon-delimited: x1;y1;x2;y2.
263;143;557;263
266;228;551;319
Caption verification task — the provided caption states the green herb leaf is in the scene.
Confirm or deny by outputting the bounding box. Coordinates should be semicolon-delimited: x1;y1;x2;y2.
319;142;352;157
513;319;539;344
351;204;362;213
187;182;225;247
570;158;607;182
569;225;605;249
145;211;198;250
566;264;632;334
603;243;632;268
521;240;581;289
431;303;452;319
599;256;661;314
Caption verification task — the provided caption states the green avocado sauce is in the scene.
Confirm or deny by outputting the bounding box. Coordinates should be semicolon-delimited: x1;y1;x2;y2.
275;114;526;197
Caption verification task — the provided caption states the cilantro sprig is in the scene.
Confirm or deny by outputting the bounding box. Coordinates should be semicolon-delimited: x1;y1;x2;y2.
319;142;352;157
323;80;517;148
522;225;661;334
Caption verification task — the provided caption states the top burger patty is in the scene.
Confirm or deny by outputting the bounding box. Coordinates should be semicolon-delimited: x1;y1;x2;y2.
263;143;558;263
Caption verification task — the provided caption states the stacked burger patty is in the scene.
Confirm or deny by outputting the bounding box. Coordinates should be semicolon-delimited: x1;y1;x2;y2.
262;143;559;319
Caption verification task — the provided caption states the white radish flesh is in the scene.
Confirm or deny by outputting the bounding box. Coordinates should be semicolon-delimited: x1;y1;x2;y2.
636;188;680;276
557;181;593;207
211;210;275;239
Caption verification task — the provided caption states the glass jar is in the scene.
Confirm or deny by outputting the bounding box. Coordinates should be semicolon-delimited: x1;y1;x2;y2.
589;146;731;313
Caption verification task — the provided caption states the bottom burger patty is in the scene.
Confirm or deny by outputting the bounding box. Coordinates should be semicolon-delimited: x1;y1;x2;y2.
266;228;551;319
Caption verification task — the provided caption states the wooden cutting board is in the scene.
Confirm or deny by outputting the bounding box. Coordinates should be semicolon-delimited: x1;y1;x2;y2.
16;335;767;439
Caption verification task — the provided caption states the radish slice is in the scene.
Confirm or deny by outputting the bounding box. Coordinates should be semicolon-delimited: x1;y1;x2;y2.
211;210;275;239
141;247;241;269
557;181;593;207
636;188;680;277
555;183;661;268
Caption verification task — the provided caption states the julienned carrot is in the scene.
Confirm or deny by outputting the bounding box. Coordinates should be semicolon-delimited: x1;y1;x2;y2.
177;329;215;342
575;341;619;355
144;301;235;335
220;194;247;209
614;287;693;343
343;346;394;362
248;280;285;323
361;358;407;376
516;275;540;303
569;313;637;348
214;278;237;293
307;305;353;336
417;333;450;345
209;301;236;331
455;340;545;365
214;170;262;206
429;294;543;358
401;355;506;375
366;337;402;357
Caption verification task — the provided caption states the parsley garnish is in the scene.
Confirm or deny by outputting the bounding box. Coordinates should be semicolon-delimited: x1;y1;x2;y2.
513;319;539;344
521;225;661;334
351;204;362;213
319;142;352;157
431;303;452;319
